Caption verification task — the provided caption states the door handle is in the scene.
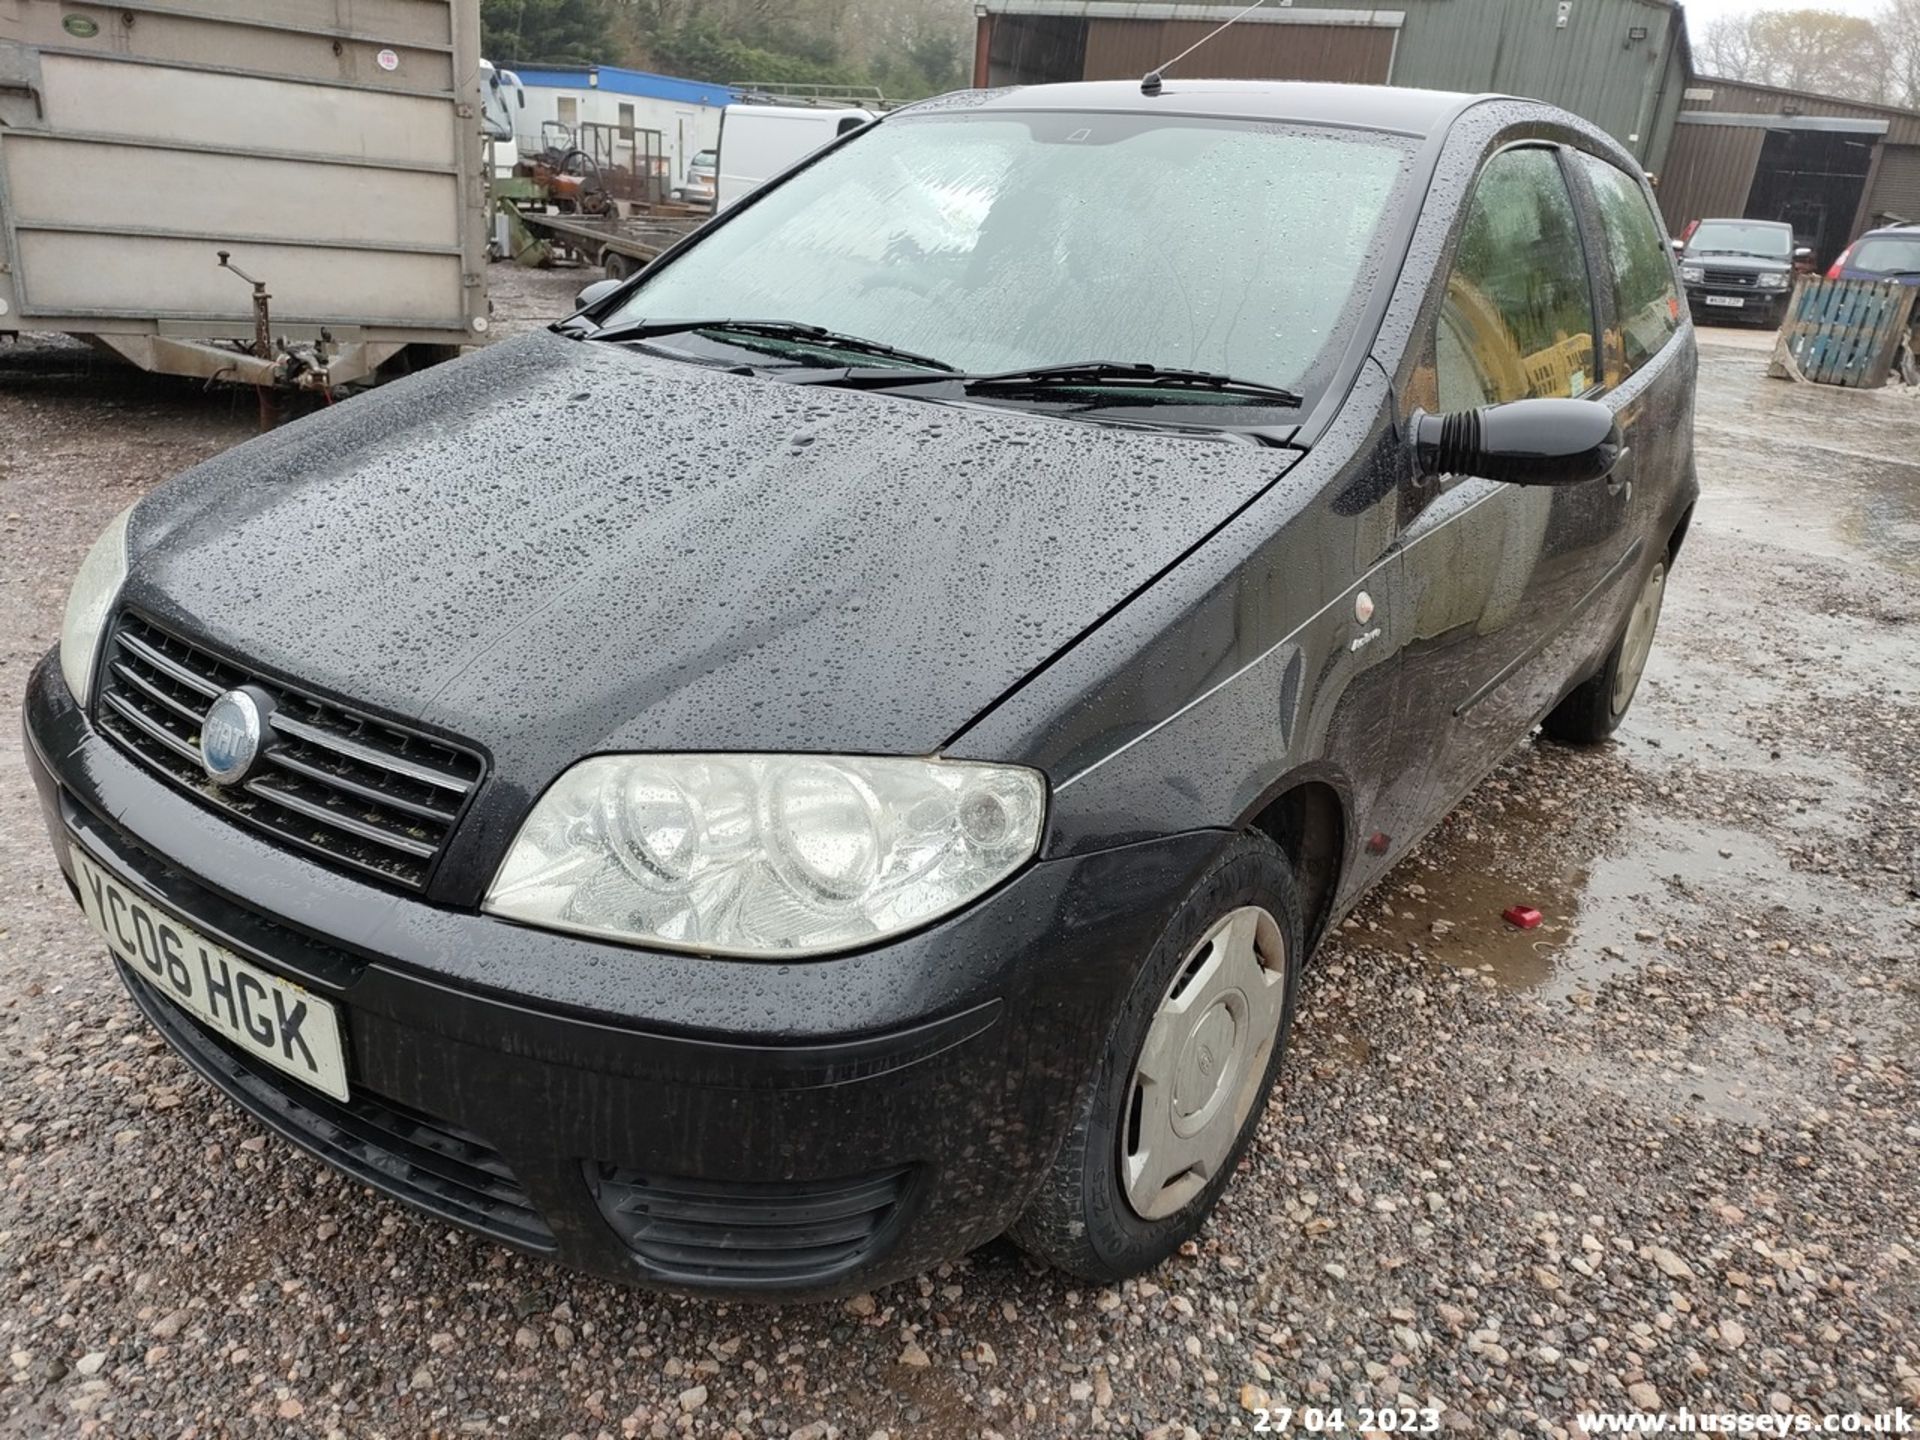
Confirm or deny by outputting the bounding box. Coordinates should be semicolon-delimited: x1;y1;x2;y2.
1607;444;1633;494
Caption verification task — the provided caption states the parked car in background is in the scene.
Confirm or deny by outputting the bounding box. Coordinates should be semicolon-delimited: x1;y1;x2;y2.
1675;218;1808;326
29;80;1696;1299
678;148;718;207
1827;223;1920;283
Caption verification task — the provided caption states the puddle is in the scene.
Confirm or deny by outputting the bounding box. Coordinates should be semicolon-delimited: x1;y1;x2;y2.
1599;569;1879;840
1666;1063;1777;1127
1704;459;1920;582
1527;1025;1788;1130
1357;808;1885;1001
1693;355;1920;580
1616;692;1871;839
1316;1029;1374;1072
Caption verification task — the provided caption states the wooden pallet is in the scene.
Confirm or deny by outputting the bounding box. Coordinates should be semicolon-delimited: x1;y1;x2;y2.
1768;277;1918;389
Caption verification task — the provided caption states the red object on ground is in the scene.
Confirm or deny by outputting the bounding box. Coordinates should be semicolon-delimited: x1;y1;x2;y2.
1502;905;1543;930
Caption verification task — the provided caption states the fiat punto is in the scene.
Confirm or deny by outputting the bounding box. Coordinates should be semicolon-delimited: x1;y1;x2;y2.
26;80;1695;1297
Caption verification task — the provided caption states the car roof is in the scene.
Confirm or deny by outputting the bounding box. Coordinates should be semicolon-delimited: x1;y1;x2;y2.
1862;223;1920;236
1696;217;1792;228
911;80;1504;138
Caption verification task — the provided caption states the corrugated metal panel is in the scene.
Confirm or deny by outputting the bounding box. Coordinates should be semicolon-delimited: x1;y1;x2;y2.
1866;144;1920;224
1677;112;1885;134
1683;77;1920;147
1082;16;1394;83
985;12;1087;86
976;0;1689;165
1350;0;1681;162
0;0;485;338
1644;12;1690;177
982;0;1378;16
1653;121;1764;232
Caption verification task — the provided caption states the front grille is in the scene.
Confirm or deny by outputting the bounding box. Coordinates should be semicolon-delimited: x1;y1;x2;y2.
1702;268;1758;287
589;1164;912;1287
121;962;555;1252
95;613;483;891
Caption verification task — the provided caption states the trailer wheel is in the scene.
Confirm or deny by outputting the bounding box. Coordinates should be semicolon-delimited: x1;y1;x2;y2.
602;252;636;282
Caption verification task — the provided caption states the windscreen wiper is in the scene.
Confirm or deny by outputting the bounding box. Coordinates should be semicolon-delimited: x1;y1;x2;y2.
828;360;1302;407
586;318;956;372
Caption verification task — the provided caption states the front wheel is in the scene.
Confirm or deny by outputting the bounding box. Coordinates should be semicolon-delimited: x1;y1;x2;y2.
1009;834;1304;1281
1542;555;1668;744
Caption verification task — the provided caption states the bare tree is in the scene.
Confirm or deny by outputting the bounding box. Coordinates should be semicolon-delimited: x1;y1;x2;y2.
1882;0;1920;108
1696;15;1759;81
1693;8;1891;105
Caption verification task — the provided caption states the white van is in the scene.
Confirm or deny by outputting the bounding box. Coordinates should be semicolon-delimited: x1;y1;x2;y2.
479;60;525;179
715;104;875;211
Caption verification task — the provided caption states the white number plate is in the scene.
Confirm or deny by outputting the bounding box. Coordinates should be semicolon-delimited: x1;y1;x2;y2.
1703;294;1746;308
72;848;350;1100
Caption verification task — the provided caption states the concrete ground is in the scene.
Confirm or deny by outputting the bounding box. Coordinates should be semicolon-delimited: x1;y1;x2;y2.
1689;322;1779;353
1;271;1915;1438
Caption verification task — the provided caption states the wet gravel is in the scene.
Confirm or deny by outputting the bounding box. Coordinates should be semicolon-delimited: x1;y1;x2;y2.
1;286;1916;1437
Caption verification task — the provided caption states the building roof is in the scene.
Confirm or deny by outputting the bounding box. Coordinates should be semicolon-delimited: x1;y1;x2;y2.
510;65;735;110
978;1;1417;17
918;79;1490;136
1684;74;1920;147
1688;74;1920;125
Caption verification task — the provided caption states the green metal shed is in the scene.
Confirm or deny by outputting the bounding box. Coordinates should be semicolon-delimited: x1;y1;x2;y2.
973;0;1692;170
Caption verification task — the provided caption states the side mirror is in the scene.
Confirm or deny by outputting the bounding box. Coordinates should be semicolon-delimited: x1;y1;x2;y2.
1670;238;1685;255
1411;398;1622;487
575;278;624;311
1793;246;1813;260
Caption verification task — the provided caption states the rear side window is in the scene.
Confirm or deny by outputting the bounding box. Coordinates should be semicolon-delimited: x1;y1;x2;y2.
1572;151;1681;382
1852;233;1920;273
1436;147;1598;411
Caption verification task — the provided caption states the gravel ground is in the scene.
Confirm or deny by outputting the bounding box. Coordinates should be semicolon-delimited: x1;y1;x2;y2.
1;276;1916;1438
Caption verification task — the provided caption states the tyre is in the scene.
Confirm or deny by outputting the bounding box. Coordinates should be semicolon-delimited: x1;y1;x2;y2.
1542;554;1668;744
1009;833;1305;1281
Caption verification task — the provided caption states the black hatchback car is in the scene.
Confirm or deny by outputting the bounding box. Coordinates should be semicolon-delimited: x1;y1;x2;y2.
26;81;1696;1297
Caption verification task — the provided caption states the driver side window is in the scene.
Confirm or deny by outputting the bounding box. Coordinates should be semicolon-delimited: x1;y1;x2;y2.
1437;148;1599;412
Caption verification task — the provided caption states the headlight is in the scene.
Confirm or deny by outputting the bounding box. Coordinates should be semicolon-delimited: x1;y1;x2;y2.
1757;271;1789;289
1679;264;1704;284
59;504;134;706
484;754;1048;957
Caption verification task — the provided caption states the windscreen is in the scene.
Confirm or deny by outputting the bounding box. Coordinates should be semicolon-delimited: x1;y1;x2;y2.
1851;233;1920;273
1688;221;1793;258
605;110;1416;396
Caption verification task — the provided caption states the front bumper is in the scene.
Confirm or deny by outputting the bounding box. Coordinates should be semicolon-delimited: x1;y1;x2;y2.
24;651;1220;1297
1684;283;1788;322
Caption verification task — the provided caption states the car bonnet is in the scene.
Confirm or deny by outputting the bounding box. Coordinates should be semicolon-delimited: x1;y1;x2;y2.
120;331;1302;784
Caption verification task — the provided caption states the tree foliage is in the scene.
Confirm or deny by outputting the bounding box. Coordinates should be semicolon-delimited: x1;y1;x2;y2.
482;0;973;101
1884;0;1920;108
481;0;610;65
1695;6;1920;110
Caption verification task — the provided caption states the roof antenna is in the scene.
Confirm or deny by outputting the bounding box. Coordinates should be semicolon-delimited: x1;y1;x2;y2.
1142;0;1272;95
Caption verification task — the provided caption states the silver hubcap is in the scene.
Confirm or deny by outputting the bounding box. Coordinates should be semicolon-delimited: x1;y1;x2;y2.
1611;560;1667;716
1120;906;1288;1221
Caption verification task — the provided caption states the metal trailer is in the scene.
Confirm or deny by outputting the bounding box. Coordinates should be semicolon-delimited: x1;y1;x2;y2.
0;0;490;390
500;201;705;280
